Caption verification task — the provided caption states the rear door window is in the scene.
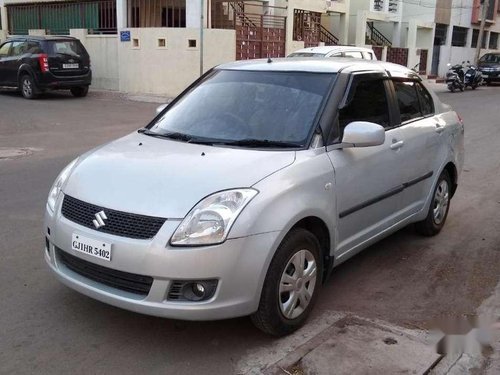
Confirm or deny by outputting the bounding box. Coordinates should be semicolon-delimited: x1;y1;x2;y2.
27;42;42;54
415;82;434;116
393;81;422;123
344;51;363;59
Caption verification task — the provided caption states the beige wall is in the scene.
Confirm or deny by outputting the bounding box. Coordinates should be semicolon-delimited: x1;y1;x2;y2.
118;28;235;96
70;30;119;90
435;0;452;25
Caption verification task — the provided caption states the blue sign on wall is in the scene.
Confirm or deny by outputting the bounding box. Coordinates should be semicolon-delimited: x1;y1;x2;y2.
120;31;131;42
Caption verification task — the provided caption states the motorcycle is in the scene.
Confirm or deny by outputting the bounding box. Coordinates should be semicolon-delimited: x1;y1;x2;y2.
463;61;483;90
446;62;465;92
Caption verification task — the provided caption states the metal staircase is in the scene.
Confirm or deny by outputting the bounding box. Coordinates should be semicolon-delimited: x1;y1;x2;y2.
320;25;339;46
366;22;392;46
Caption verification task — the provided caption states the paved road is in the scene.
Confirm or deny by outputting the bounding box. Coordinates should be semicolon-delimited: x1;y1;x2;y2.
0;86;499;374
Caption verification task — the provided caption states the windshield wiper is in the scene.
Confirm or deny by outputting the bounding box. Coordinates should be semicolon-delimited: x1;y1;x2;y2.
138;128;196;142
213;139;302;148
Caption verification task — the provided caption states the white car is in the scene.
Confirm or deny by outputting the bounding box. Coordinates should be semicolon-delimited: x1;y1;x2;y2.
288;46;377;60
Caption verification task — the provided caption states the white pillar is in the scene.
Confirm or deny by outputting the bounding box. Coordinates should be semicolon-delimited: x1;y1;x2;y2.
186;0;207;28
484;31;490;49
339;12;348;45
406;20;417;49
355;12;368;46
116;0;127;30
392;21;401;47
466;27;473;47
1;2;8;33
445;24;453;47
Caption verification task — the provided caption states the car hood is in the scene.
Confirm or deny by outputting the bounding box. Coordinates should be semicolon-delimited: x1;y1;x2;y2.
63;132;296;218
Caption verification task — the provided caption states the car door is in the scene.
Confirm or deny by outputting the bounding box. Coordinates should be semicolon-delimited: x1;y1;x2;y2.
4;41;27;85
390;79;440;216
0;42;12;85
326;73;406;259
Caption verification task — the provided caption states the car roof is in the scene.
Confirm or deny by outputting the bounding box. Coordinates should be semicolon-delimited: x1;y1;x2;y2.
217;58;415;77
289;46;375;55
6;35;77;41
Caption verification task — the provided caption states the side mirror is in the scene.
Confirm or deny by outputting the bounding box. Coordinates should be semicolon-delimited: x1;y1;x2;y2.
342;121;385;148
156;103;168;115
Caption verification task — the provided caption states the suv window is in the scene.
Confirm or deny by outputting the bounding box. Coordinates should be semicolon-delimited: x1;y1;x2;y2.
0;42;11;57
415;82;434;116
10;41;28;57
393;81;421;123
344;51;363;59
49;40;85;57
339;78;390;130
27;41;42;54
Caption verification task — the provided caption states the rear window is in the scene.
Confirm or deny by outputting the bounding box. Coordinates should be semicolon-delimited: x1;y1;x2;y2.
479;54;500;63
48;40;86;57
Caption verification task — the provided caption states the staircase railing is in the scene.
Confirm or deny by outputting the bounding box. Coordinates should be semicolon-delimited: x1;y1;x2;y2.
230;1;257;28
366;22;392;47
319;25;339;46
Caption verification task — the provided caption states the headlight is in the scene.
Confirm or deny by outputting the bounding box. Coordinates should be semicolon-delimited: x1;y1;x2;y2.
47;158;78;212
170;189;258;246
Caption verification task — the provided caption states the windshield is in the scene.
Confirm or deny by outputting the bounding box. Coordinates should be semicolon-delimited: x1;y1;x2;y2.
288;52;327;57
148;70;335;148
479;54;500;63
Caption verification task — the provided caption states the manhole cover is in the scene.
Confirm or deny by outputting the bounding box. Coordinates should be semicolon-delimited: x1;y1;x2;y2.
0;148;34;160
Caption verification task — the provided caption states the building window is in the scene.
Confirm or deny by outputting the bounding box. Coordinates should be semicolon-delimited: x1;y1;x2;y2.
471;29;487;48
489;32;499;49
451;26;468;47
434;24;448;46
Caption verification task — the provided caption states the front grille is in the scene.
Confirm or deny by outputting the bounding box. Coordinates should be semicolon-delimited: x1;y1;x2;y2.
61;195;166;240
57;248;153;296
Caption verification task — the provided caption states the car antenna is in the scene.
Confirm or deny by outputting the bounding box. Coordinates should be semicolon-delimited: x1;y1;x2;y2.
267;57;272;63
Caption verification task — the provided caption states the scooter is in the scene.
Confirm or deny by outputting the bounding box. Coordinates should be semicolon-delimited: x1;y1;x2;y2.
446;62;465;92
463;61;483;90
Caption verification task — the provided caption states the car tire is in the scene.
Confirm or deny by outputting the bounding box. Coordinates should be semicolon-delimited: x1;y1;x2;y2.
20;74;39;100
70;86;89;98
251;228;323;336
415;170;452;237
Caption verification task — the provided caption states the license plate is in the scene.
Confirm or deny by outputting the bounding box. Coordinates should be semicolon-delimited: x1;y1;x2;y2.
72;233;112;261
63;63;79;69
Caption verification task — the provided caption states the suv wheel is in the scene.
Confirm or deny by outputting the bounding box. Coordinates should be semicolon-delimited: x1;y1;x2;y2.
415;170;451;236
70;86;89;98
251;228;323;336
20;75;38;100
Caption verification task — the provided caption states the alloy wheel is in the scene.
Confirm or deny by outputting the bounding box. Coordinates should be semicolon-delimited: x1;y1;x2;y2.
279;249;317;320
23;78;33;97
433;179;449;225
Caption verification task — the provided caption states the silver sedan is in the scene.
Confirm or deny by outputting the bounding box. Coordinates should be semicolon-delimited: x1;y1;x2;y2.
44;58;464;336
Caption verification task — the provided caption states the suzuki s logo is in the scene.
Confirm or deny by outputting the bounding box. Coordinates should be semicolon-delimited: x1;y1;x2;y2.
93;211;108;229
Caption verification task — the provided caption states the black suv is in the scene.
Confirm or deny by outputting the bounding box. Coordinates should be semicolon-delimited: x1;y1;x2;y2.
478;53;500;86
0;36;91;99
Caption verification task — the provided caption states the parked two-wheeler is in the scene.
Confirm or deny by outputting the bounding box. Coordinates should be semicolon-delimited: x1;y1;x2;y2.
463;61;483;90
446;62;465;92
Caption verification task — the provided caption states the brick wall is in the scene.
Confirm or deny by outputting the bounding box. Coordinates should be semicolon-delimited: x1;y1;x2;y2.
387;47;408;66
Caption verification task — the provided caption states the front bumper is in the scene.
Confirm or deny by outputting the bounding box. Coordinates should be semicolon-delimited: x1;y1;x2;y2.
44;197;280;320
480;70;500;81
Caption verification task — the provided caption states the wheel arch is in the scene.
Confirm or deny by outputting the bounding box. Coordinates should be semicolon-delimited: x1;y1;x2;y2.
17;64;36;86
289;216;333;283
443;161;458;198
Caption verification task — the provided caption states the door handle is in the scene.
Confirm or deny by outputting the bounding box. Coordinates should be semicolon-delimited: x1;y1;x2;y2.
435;124;445;134
390;140;404;150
